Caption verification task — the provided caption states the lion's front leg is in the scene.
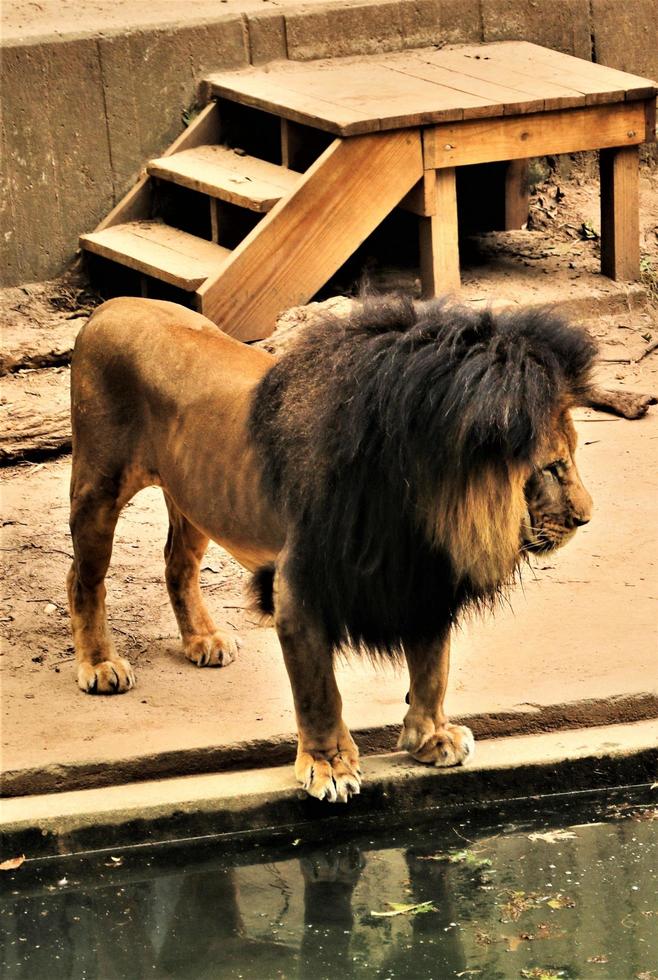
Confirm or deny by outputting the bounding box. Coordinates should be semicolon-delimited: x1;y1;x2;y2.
274;569;361;803
399;631;474;767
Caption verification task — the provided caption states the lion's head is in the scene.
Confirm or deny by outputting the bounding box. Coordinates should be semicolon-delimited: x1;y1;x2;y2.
523;411;593;554
250;297;598;654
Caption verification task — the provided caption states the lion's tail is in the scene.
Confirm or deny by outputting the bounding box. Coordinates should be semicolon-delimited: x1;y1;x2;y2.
249;563;275;618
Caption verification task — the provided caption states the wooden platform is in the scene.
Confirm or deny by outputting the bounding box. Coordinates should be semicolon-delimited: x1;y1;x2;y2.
81;42;657;339
206;42;656;136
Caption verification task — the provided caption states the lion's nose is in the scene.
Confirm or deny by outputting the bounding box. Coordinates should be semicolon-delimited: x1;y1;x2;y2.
573;512;591;527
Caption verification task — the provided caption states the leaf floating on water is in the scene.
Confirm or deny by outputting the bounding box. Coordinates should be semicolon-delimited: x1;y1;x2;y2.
0;855;25;871
635;973;658;980
528;830;577;843
546;893;575;910
371;900;437;918
587;955;609;964
520;970;565;980
498;890;542;922
456;971;481;977
104;855;124;868
420;849;492;868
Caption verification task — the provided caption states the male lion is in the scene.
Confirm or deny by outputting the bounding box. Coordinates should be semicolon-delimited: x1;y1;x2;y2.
68;296;595;802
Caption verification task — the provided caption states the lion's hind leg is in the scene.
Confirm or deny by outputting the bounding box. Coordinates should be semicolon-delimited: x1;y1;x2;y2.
164;495;238;668
68;477;136;694
399;633;474;767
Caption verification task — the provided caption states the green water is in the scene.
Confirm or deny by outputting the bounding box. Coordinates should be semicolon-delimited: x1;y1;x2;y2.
1;788;656;980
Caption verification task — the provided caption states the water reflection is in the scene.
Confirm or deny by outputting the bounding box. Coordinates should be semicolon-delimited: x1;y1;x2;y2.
1;798;656;979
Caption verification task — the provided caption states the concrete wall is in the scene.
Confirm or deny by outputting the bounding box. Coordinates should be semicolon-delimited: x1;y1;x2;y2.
2;0;657;286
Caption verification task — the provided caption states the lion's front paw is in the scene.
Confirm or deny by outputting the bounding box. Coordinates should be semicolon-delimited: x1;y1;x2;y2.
184;630;239;667
77;657;135;694
296;750;362;803
399;720;474;767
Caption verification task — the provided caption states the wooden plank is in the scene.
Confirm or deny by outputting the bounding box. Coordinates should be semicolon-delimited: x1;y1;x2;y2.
424;101;647;168
600;145;640;281
418;167;460;297
197;130;424;340
504;159;529;229
81;221;230;291
462;41;657;103
420;48;588;113
205;72;376;136
94;102;221;233
284;62;490;127
385;55;541;118
147;145;300;212
452;42;625;106
400;170;437;216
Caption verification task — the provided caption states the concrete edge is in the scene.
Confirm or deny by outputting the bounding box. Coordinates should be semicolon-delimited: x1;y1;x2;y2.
3;692;657;799
2;720;656;858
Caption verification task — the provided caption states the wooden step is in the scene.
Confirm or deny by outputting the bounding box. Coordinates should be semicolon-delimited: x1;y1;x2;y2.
147;145;301;212
198;130;424;340
80;221;230;291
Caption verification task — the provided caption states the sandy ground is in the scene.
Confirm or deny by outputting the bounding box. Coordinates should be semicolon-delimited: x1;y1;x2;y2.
1;164;658;795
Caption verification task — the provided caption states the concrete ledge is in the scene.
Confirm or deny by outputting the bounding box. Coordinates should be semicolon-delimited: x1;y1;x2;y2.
3;692;657;800
2;720;656;858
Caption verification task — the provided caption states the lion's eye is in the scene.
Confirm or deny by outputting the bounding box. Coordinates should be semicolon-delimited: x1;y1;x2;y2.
542;459;566;477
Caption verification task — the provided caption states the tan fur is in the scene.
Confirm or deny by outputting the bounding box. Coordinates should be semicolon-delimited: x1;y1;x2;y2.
68;297;592;800
424;462;530;592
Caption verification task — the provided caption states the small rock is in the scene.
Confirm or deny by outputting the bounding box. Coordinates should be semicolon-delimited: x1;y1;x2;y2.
44;603;57;614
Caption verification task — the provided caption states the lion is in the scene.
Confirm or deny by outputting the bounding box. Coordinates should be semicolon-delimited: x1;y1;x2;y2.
68;295;597;802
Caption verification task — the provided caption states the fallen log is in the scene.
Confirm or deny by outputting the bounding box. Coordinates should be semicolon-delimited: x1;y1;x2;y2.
0;317;85;376
0;368;71;463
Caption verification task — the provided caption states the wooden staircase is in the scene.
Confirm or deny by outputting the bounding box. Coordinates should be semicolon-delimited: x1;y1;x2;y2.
80;101;423;341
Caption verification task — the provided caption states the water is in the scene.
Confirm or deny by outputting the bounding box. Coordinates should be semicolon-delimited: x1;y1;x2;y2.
1;788;656;980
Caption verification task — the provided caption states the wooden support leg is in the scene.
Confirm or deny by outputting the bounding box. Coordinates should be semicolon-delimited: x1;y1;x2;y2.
419;167;460;298
209;198;220;244
504;158;529;229
600;145;640;281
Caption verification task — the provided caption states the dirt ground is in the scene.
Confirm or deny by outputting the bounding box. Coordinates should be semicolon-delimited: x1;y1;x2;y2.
1;163;657;795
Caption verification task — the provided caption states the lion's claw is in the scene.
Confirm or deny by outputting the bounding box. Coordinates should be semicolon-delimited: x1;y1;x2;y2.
184;630;239;667
77;657;135;694
399;720;474;767
298;751;361;803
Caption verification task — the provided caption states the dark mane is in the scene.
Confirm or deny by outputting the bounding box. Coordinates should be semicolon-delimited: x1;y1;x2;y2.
248;297;597;655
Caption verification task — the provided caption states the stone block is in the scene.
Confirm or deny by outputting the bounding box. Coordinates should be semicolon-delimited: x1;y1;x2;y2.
592;0;658;80
285;1;403;61
399;0;481;49
481;0;592;60
0;38;113;285
248;12;288;65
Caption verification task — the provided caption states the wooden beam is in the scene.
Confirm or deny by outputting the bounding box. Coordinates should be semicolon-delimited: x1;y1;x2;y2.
196;130;424;340
600;145;640;282
423;101;647;169
418;167;460;298
504;159;529;229
400;170;437;216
